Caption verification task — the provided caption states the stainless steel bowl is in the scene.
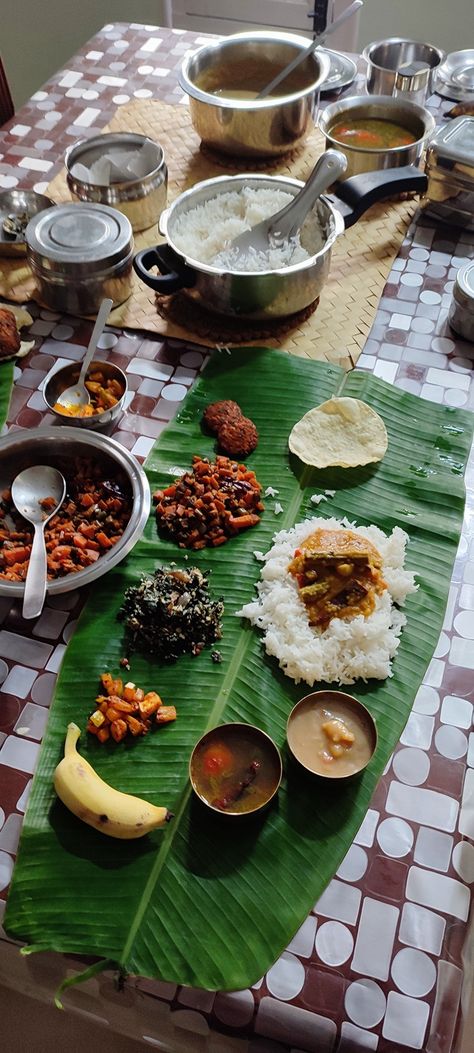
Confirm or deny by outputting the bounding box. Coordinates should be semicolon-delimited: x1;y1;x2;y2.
319;95;436;180
179;30;330;158
363;38;445;101
0;189;55;257
43;359;128;431
65;133;168;233
0;427;150;599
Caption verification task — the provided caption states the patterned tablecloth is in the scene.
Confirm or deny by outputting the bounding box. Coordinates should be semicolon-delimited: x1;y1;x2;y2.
0;22;473;1053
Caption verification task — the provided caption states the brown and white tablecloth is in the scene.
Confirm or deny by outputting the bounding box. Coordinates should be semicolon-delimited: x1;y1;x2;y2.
0;22;473;1053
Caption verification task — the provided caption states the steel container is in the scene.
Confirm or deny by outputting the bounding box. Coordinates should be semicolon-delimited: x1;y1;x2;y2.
422;117;474;231
43;358;129;430
179;31;331;158
0;189;55;257
363;38;445;102
448;261;474;343
135;172;343;319
319;95;435;180
26;202;134;315
0;427;150;600
65;133;168;233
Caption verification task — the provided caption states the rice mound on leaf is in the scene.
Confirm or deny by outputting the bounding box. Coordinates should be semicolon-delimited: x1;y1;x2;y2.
289;397;388;468
237;516;417;686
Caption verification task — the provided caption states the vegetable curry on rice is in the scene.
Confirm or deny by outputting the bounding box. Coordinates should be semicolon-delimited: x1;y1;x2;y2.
288;527;387;630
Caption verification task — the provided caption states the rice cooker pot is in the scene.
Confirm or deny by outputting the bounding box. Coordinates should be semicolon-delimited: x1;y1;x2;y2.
133;168;428;321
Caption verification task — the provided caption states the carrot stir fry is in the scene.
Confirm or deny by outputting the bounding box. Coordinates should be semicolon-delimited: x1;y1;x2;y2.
87;672;177;744
54;370;124;418
153;454;264;549
0;457;132;582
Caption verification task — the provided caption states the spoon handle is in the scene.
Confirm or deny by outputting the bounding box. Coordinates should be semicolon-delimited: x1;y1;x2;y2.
257;0;363;99
23;523;47;620
77;297;114;389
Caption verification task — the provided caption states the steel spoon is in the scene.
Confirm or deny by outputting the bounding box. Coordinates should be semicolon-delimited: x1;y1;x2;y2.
11;466;66;619
56;297;114;409
256;0;363;100
226;149;347;264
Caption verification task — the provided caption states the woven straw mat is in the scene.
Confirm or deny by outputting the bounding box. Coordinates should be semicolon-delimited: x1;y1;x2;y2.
0;99;417;367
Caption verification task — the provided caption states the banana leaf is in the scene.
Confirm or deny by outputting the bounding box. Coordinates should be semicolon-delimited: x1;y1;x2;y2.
5;349;473;991
0;359;14;428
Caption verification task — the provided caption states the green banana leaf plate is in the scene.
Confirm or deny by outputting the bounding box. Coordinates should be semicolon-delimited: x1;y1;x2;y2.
5;349;473;992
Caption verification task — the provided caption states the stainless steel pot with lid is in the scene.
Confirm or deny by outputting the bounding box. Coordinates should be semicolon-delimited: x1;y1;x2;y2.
26;202;134;314
422;117;474;230
133;165;428;321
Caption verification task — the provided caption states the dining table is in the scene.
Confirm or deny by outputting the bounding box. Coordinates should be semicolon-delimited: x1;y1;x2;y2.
0;20;473;1053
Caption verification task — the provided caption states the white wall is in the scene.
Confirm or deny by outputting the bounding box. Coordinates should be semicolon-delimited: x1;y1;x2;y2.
2;0;474;111
2;1;167;109
357;0;473;54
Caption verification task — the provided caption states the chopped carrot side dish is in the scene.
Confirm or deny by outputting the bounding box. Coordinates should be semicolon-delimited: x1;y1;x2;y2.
153;454;264;549
87;673;177;743
0;457;132;583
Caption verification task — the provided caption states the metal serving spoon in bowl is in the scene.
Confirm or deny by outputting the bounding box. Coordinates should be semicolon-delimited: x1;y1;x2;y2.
256;0;363;100
226;149;347;266
11;466;66;619
56;297;113;410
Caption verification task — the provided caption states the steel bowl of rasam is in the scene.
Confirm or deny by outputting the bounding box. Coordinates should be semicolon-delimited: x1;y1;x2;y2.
189;722;283;816
287;691;377;779
319;94;435;179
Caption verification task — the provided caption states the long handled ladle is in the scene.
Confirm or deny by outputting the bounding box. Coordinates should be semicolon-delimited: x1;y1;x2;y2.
256;0;363;100
11;466;66;620
56;297;114;409
227;149;347;265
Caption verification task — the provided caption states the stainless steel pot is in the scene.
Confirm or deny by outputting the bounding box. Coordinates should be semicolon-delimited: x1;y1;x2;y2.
319;95;435;180
133;167;428;321
65;133;168;233
179;31;330;158
363;38;445;101
26;202;134;315
0;427;150;600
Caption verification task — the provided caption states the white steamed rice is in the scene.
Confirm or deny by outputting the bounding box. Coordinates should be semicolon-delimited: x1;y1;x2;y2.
171;186;325;271
237;516;417;686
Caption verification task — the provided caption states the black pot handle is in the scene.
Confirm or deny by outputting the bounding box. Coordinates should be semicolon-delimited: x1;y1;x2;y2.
327;166;428;229
133;244;197;293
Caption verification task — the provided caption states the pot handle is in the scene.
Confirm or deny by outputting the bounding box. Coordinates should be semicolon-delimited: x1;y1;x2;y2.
133;244;197;293
328;166;429;229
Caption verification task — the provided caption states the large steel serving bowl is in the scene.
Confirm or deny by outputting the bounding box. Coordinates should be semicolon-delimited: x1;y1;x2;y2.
319;95;436;180
0;427;150;599
179;31;330;158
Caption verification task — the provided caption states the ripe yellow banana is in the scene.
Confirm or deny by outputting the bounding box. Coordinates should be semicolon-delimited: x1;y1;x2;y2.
54;722;173;839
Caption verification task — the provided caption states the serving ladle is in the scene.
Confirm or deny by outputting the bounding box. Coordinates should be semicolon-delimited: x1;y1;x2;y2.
56;297;113;409
256;0;363;100
11;466;66;619
227;149;347;264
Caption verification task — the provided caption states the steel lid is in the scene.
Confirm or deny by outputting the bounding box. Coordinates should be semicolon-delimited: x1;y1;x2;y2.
426;117;474;181
26;202;133;275
454;260;474;310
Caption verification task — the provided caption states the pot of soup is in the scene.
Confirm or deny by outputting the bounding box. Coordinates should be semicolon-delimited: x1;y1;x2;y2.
319;94;435;180
179;30;330;158
133;164;427;321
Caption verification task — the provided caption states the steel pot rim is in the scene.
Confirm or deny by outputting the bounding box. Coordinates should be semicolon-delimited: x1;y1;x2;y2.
362;37;445;73
65;132;166;192
179;30;331;109
159;173;343;278
0;426;150;597
318;93;436;155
